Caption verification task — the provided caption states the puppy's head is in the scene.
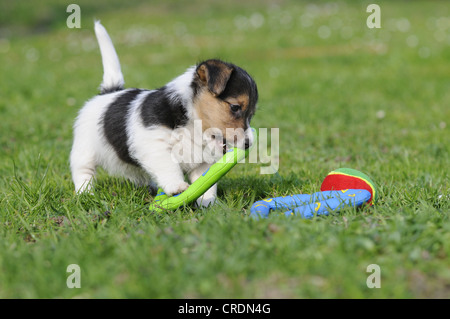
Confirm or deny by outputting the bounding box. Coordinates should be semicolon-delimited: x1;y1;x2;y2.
192;59;258;152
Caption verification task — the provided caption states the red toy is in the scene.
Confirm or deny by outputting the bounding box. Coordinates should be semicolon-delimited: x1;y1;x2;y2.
320;168;378;205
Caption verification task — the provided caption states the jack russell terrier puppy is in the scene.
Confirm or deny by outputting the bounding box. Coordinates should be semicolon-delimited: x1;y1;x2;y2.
70;22;258;206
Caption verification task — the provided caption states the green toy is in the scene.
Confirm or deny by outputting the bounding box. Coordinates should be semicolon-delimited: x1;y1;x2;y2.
148;128;256;213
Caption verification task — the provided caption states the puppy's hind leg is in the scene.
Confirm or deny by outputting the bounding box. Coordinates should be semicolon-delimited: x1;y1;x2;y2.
70;145;97;194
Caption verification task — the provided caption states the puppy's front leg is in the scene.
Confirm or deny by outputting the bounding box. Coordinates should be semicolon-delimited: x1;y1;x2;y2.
189;163;217;207
137;144;189;196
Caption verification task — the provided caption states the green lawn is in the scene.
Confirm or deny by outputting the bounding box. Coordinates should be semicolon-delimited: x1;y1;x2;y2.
0;0;449;298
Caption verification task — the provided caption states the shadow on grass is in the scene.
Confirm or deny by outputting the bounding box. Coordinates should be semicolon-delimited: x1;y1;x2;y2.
218;172;311;200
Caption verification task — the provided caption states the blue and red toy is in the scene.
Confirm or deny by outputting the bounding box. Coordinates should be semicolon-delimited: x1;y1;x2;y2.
250;168;377;219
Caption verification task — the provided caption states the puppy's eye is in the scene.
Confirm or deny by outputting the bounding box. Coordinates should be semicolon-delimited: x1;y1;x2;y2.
230;104;241;112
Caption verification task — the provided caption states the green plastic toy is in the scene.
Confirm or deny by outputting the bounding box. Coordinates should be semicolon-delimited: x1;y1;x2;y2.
148;128;256;213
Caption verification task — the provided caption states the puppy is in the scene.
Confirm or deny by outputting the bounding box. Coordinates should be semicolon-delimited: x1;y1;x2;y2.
70;22;258;206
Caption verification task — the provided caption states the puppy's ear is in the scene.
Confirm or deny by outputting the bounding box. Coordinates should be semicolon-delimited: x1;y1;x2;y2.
196;60;233;96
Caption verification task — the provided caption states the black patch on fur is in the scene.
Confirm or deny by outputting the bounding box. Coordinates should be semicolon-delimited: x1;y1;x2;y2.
100;84;124;95
218;65;258;122
141;88;188;129
190;79;200;99
102;89;142;166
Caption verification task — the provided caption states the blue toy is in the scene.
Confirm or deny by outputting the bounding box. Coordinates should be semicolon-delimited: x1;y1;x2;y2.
250;189;371;219
250;168;377;219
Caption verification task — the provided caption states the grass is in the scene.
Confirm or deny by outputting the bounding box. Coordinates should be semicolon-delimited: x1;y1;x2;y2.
0;0;449;298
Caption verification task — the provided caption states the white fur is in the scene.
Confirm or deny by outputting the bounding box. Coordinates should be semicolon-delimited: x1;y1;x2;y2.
94;21;125;92
166;66;196;115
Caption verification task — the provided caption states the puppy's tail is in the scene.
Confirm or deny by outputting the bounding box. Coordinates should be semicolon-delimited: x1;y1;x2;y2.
94;21;125;94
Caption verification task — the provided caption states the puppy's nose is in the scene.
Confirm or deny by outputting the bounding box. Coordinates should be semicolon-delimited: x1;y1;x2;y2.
244;138;251;149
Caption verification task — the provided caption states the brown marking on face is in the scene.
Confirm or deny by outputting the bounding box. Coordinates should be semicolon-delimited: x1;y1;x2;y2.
224;94;250;112
194;89;246;138
192;59;257;148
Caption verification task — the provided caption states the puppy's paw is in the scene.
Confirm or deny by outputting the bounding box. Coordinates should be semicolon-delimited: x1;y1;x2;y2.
196;194;217;207
162;181;190;196
75;181;94;196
